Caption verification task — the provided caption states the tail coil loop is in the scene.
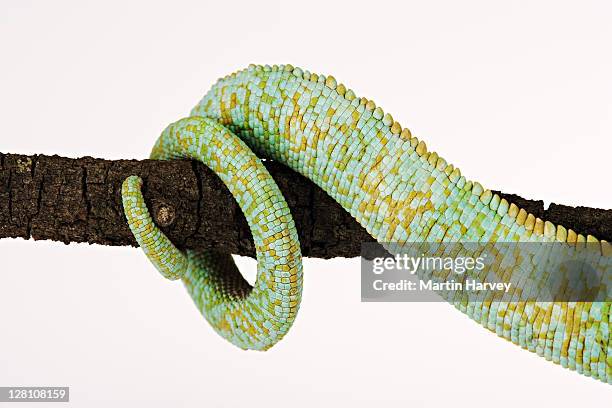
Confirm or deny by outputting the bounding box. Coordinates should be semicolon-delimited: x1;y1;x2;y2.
122;116;303;351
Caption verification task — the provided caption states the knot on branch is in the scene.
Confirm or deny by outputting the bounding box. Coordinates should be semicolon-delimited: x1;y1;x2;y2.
152;201;176;227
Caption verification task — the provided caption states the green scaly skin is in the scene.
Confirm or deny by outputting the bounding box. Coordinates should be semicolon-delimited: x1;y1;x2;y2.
122;64;610;383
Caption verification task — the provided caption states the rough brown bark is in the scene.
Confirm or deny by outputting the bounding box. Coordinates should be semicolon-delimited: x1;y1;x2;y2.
0;152;610;258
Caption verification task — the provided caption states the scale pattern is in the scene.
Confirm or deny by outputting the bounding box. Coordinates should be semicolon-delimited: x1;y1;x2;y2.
123;117;302;350
123;64;610;383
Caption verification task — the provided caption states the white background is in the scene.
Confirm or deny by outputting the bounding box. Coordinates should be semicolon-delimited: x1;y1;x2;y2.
1;1;611;406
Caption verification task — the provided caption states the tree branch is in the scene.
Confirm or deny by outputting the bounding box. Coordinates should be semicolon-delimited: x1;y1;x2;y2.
0;152;610;258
